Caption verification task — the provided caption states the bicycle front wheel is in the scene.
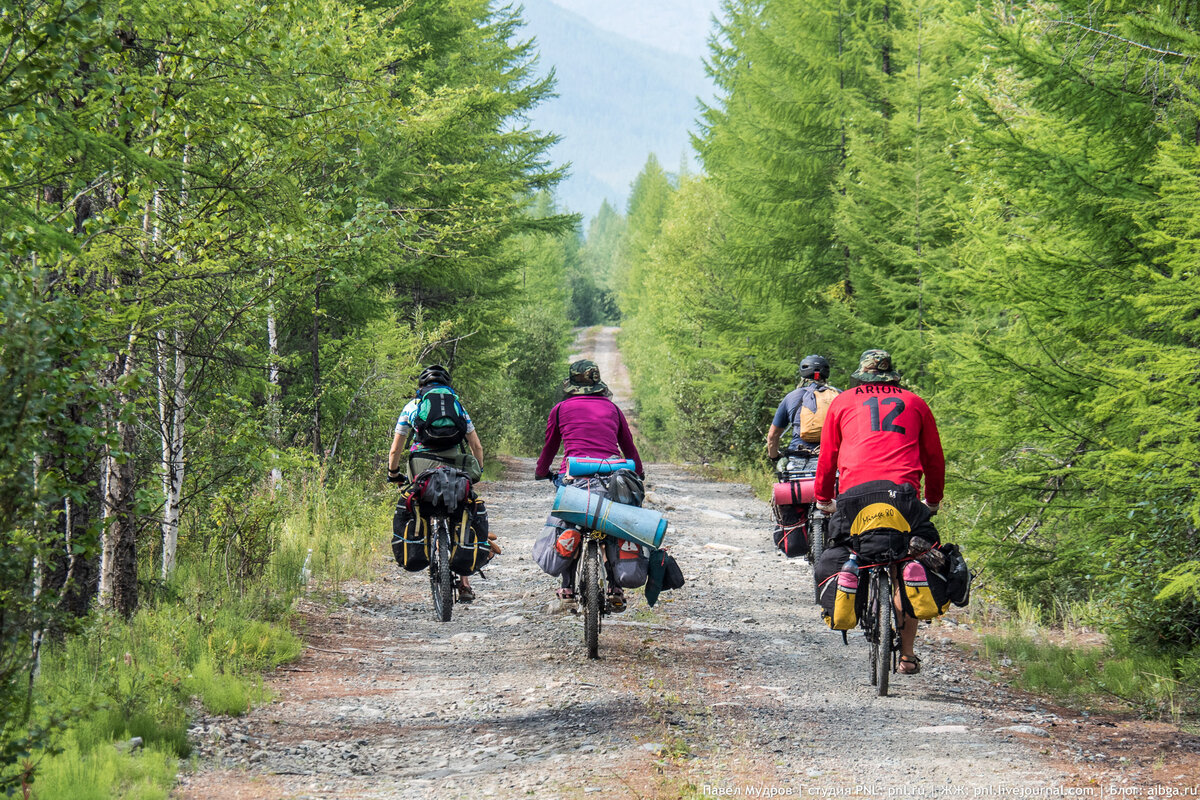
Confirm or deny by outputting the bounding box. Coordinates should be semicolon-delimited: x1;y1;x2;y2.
582;540;602;659
430;517;454;622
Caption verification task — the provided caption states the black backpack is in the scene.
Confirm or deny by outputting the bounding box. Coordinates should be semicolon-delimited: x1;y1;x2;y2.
413;387;468;448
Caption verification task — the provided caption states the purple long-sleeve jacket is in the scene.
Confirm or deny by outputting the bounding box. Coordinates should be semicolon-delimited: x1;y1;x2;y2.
534;395;643;477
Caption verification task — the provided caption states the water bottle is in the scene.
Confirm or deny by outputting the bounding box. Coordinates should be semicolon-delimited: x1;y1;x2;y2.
832;553;859;629
300;548;313;587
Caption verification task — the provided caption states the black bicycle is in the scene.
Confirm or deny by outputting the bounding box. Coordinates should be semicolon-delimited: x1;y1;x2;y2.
408;462;471;623
576;527;608;659
773;451;828;600
428;512;455;622
859;559;902;696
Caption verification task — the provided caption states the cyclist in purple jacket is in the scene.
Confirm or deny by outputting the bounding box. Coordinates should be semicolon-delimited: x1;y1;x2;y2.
535;359;644;610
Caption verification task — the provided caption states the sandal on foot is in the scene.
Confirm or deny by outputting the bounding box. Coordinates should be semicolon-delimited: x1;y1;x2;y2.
455;580;474;604
556;588;576;601
606;589;627;613
898;655;921;675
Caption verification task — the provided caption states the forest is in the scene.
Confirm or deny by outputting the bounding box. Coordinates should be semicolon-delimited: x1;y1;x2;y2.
2;0;1200;794
608;0;1200;655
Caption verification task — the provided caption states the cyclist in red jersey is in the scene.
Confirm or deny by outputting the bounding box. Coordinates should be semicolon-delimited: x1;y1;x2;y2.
814;349;945;675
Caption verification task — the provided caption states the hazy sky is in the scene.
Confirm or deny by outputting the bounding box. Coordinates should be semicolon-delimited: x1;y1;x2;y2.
547;0;724;60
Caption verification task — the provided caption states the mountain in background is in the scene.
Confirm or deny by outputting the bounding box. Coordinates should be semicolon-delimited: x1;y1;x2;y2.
517;0;716;221
547;0;720;59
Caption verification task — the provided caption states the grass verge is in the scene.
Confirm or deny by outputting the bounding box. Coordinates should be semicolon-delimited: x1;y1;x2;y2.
21;474;389;799
966;597;1200;721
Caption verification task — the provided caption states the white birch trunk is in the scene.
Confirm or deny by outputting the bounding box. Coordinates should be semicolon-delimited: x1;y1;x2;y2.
267;271;282;491
161;329;185;578
159;143;189;578
98;334;137;608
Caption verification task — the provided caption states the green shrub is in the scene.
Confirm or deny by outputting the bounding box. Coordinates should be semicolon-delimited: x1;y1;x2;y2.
29;729;177;800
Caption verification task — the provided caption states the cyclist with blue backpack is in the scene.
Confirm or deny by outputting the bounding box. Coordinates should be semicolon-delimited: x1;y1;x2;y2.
387;364;485;601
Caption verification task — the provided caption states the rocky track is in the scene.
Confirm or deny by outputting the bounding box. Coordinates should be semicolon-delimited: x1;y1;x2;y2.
175;328;1197;799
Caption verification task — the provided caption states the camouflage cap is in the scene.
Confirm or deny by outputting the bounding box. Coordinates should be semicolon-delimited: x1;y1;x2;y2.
562;359;611;397
851;349;902;383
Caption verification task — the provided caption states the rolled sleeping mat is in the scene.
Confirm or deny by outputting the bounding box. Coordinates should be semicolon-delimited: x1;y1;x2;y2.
773;479;816;506
552;484;667;549
565;457;637;477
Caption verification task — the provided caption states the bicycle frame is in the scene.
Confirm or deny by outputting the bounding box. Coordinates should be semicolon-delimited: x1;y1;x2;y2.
858;560;903;696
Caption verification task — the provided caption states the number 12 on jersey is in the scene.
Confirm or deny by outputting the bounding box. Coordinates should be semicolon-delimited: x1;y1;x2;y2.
863;397;906;434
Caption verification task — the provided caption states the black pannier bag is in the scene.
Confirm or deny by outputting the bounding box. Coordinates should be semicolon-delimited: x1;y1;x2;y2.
449;498;494;576
645;547;684;607
772;503;809;558
606;537;650;588
392;501;430;572
939;542;972;607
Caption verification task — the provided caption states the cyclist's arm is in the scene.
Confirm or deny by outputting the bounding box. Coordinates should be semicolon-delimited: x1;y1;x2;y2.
767;424;785;459
465;429;484;465
767;395;793;459
534;404;563;479
388;431;407;474
916;399;945;505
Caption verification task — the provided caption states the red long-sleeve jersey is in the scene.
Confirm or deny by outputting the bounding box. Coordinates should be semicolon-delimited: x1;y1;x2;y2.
814;383;945;505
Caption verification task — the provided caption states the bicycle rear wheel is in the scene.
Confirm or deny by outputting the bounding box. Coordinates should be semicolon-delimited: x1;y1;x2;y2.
430;517;453;622
873;569;892;697
582;540;602;659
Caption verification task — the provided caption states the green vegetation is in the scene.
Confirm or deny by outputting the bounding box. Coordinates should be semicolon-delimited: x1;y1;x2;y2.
1;0;579;791
977;606;1200;720
604;0;1200;680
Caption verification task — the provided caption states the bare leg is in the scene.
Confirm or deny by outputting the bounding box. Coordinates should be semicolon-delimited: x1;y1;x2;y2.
893;580;919;658
892;578;916;671
899;614;917;658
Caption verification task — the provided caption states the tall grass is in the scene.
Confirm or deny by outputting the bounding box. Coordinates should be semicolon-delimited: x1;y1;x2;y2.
975;595;1200;720
275;472;392;593
23;473;389;799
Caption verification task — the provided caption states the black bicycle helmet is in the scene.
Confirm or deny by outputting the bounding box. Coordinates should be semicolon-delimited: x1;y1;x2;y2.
799;354;830;381
417;364;452;388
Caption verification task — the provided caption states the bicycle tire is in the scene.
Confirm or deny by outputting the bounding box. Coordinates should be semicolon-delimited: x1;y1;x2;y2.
809;511;825;601
430;517;454;622
582;540;602;659
875;569;892;697
873;568;883;690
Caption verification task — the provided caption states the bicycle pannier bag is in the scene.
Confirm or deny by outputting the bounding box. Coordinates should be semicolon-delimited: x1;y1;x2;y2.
937;543;972;607
644;548;685;607
392;509;430;572
533;524;580;577
902;561;949;620
606;537;650;588
772;503;808;558
831;554;860;629
449;504;493;575
816;547;859;630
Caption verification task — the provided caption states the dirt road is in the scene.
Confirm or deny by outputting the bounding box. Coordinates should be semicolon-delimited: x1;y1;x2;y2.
174;328;1194;799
